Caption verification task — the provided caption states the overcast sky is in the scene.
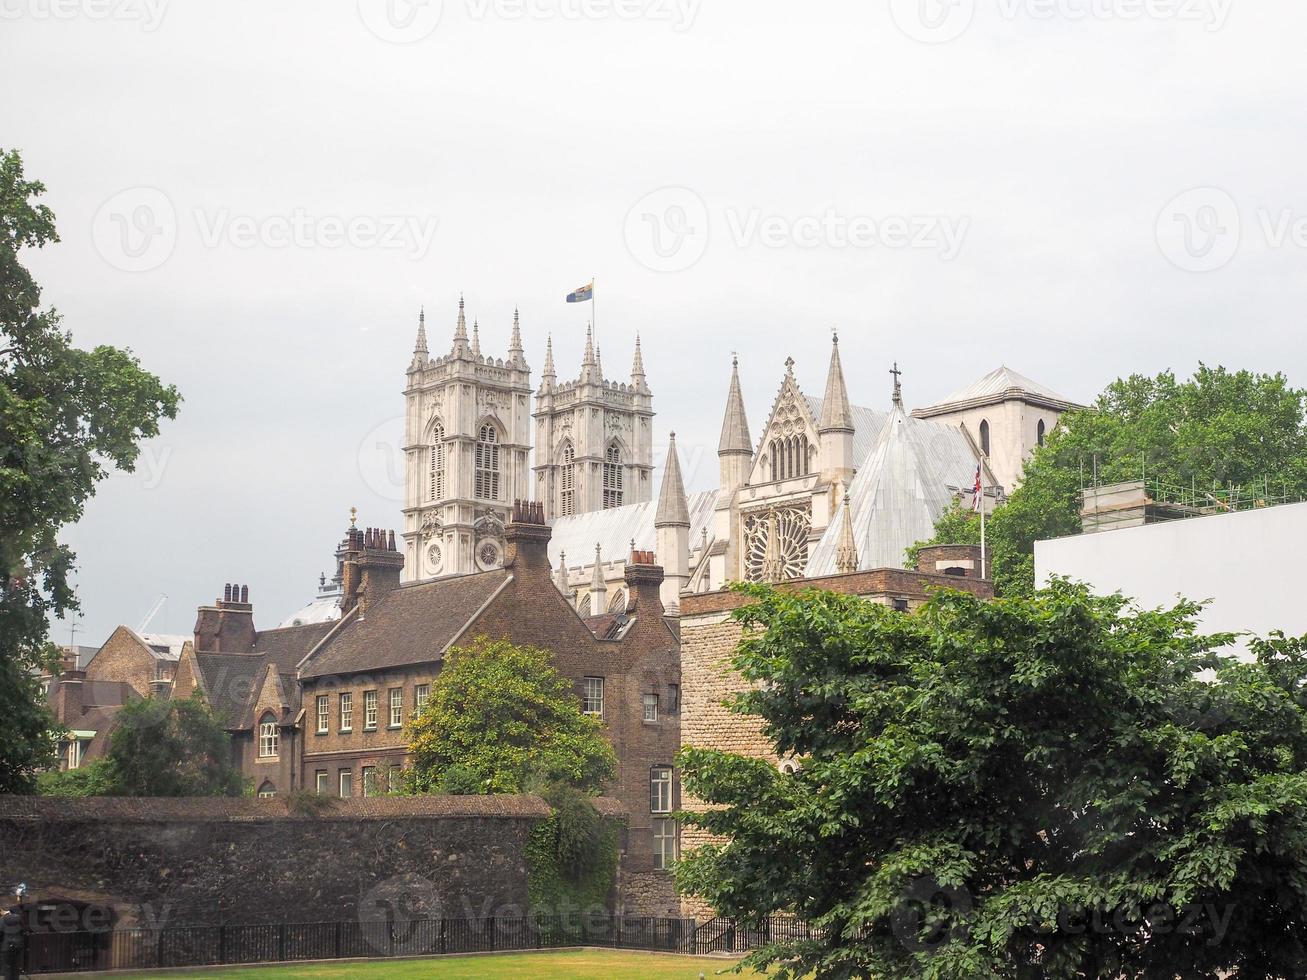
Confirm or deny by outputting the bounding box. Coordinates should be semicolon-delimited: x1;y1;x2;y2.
4;0;1305;645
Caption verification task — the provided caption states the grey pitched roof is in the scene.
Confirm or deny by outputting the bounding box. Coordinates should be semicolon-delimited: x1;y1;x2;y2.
807;405;980;575
818;339;854;433
548;490;718;571
655;433;691;527
718;358;753;454
193;621;335;728
299;570;511;679
916;365;1081;415
804;397;888;470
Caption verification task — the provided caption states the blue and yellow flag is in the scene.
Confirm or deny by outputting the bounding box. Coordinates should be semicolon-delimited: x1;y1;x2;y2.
566;281;594;303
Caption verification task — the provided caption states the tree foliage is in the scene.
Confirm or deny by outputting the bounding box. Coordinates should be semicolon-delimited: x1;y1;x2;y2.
911;366;1307;596
677;581;1307;979
405;637;617;795
39;695;243;797
1;147;180;792
904;501;982;570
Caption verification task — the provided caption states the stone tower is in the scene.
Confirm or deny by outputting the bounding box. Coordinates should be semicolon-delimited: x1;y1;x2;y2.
402;299;532;581
533;327;654;519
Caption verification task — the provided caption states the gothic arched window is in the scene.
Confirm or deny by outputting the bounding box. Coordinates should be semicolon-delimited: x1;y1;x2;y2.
258;713;278;759
769;440;779;482
1037;419;1046;447
979;419;991;457
475;424;500;500
796;435;809;476
559;442;576;516
428;421;446;501
603;443;623;509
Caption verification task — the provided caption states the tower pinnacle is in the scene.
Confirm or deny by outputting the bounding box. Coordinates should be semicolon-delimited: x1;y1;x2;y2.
819;331;854;433
631;334;647;390
718;354;753;455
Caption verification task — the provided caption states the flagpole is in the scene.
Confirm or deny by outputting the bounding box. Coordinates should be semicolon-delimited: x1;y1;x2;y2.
591;276;596;346
980;456;988;580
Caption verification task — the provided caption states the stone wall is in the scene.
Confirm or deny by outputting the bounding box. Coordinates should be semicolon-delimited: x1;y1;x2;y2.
0;795;634;928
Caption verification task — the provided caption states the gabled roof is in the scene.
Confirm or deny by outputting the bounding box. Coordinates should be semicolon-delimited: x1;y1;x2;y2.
808;405;980;575
914;366;1082;417
299;570;512;679
191;620;335;729
548;490;718;571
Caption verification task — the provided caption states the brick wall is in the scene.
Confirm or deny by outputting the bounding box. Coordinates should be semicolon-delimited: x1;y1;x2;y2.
677;570;994;916
0;796;626;927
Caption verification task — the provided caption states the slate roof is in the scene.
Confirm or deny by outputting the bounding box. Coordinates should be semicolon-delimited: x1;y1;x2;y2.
804;397;889;470
192;621;336;728
548;490;718;570
808;404;980;575
299;570;511;679
277;591;343;629
916;365;1080;414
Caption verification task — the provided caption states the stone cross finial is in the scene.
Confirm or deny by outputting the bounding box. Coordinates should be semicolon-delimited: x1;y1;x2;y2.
890;362;903;407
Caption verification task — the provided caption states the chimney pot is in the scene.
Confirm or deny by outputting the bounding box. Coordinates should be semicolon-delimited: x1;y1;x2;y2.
223;584;232;602
240;585;249;603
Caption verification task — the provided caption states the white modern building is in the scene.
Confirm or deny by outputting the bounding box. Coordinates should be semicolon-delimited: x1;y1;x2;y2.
1036;491;1307;653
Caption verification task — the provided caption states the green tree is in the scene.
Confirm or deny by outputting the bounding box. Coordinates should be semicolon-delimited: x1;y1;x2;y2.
39;694;243;797
911;366;1307;596
677;581;1307;979
903;501;982;569
405;637;617;794
1;147;180;793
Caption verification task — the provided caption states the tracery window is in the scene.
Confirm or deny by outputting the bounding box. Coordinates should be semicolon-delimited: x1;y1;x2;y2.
475;424;500;500
603;444;623;509
768;435;810;481
559;442;576;516
428;421;446;501
743;506;812;582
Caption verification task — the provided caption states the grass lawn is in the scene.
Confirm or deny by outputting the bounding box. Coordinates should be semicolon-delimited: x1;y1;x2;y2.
109;949;761;979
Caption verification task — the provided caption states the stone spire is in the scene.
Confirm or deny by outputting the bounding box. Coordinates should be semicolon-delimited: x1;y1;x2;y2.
452;294;470;357
555;550;568;594
834;489;858;574
589;543;607;611
630;334;647;391
819;331;854;433
540;334;556;390
655;432;691;528
508;307;525;366
471;319;481;359
410;306;428;369
718;354;752;455
581;324;599;384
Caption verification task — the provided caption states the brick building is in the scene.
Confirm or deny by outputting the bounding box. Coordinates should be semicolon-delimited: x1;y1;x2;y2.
676;545;993;918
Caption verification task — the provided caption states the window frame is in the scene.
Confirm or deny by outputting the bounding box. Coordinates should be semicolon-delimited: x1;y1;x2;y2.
363;690;378;731
602;443;623;509
650;765;673;814
414;683;430;717
559;442;575;516
339;768;353;798
315;694;329;735
339;691;353;732
362;765;377;797
643;693;659;723
258;713;279;759
475;423;501;500
667;683;680;714
582;676;604;718
653;817;679;871
389;687;403;729
428;421;446;501
315;770;329;795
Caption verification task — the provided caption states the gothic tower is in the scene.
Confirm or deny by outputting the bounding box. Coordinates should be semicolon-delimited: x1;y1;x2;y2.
402;299;532;581
533;327;654;519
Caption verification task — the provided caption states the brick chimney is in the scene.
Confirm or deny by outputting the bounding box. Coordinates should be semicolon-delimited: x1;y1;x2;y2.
624;549;667;616
193;584;256;653
504;500;552;570
55;669;85;720
915;544;984;580
355;527;405;618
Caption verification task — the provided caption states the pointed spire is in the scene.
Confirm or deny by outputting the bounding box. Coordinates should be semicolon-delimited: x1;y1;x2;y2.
655;432;691;528
509;307;524;361
718;353;753;455
452;294;470;356
540;333;557;388
410;306;428;368
631;334;647;390
583;323;595;364
555;550;568;594
589;543;607;609
835;489;858;574
819;331;854;433
471;319;481;358
594;345;604;382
